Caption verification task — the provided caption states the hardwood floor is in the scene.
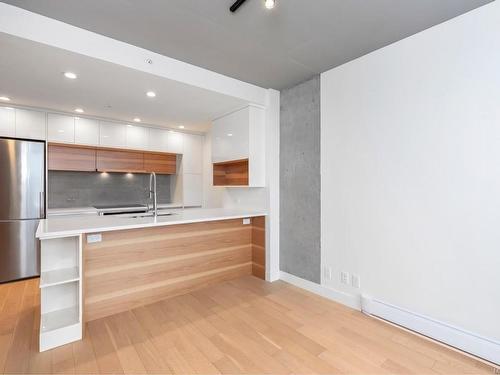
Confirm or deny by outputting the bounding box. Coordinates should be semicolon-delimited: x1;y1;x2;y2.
0;276;494;374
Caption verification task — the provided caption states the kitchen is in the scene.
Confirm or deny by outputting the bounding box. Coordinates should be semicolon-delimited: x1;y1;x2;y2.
0;25;273;352
1;0;498;372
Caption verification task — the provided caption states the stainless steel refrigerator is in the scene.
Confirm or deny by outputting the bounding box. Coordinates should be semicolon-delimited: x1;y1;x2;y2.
0;138;45;283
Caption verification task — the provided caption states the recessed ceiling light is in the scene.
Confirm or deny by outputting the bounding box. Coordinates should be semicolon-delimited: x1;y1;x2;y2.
0;96;11;101
64;72;77;79
133;118;141;122
227;133;233;137
5;107;14;110
178;125;185;129
146;91;156;98
264;0;275;9
74;108;84;113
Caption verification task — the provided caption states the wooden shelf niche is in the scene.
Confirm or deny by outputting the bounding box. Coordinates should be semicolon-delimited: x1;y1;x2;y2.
213;159;249;186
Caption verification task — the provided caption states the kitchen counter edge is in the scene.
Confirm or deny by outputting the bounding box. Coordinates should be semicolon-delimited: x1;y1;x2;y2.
36;208;267;240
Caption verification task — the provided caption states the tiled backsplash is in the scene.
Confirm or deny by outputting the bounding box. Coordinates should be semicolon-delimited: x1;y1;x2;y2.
48;171;172;208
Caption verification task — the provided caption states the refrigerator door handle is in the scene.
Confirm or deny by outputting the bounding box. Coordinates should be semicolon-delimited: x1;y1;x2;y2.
40;191;45;218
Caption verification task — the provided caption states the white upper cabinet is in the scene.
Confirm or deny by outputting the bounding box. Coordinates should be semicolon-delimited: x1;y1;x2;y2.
15;109;46;140
99;121;126;148
74;117;99;145
47;113;75;143
147;128;168;152
211;105;265;187
166;131;184;154
0;107;16;137
212;107;250;163
182;134;203;174
126;125;147;150
147;128;184;154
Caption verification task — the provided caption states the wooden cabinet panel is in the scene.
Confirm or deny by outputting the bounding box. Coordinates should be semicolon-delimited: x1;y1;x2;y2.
83;219;254;321
144;152;176;174
48;144;96;172
213;159;249;186
96;149;144;172
49;144;177;174
251;216;266;280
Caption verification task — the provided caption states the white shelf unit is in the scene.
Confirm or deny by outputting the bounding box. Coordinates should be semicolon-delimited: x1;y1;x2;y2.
39;235;83;352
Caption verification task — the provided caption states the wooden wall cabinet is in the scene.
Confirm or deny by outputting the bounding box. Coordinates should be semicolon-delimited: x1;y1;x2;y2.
211;105;265;187
48;143;178;175
96;149;144;173
48;144;96;172
144;152;177;174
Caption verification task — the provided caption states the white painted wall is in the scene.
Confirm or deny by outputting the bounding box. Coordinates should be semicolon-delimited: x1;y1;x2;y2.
321;1;500;341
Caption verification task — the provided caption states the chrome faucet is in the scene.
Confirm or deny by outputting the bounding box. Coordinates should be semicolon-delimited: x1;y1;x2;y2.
149;172;158;217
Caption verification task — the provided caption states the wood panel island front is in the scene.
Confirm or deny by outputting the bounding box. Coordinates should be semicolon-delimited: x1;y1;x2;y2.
36;208;266;351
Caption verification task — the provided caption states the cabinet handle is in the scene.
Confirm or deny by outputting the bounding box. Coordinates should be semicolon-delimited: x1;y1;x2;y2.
40;191;45;218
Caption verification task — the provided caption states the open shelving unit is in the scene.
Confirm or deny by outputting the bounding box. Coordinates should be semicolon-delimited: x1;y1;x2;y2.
39;235;83;352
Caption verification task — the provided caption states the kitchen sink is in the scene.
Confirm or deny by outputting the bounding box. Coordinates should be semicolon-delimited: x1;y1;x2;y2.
129;212;176;219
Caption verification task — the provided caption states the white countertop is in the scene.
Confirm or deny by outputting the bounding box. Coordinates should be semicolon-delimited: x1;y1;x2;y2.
37;208;267;239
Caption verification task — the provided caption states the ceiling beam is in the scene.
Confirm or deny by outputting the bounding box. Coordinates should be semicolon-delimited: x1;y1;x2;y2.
0;2;268;105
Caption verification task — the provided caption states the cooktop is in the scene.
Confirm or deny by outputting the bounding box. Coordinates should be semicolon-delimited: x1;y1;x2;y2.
93;204;146;209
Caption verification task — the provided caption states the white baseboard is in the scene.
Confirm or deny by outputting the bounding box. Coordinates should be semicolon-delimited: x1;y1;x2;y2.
362;296;500;365
279;271;361;310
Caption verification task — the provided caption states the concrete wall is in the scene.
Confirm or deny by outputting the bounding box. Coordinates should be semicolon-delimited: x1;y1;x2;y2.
280;76;321;283
321;1;500;341
48;171;171;208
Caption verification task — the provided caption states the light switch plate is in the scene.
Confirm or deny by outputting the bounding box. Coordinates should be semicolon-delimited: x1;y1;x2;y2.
323;266;332;281
351;274;361;288
87;233;102;243
243;218;251;225
340;271;350;285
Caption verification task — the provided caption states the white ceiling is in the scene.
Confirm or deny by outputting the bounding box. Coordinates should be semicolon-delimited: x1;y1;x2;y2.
0;32;248;132
0;0;492;89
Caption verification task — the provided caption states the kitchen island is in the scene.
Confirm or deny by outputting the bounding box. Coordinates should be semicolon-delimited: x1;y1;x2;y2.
36;208;266;351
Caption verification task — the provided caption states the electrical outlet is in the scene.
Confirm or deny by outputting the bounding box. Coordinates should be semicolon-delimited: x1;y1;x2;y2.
340;271;349;285
87;233;102;243
351;274;361;289
323;266;332;281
